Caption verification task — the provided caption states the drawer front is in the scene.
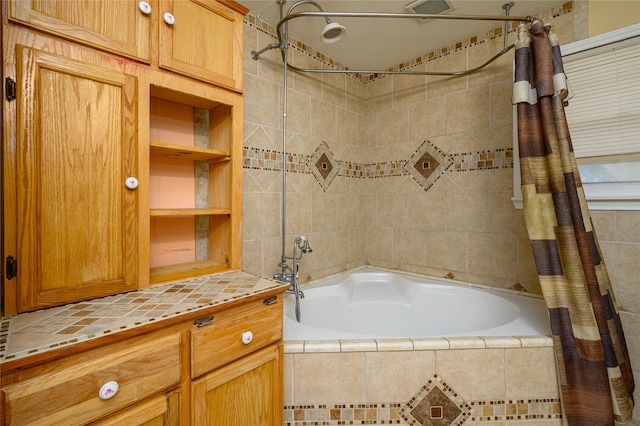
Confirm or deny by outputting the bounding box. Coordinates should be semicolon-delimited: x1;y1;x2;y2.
191;295;283;378
2;334;180;426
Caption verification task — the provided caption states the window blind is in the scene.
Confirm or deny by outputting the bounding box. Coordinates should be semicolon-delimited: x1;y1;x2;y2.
563;37;640;159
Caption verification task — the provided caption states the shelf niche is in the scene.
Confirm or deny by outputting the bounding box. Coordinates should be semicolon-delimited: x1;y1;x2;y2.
149;93;234;283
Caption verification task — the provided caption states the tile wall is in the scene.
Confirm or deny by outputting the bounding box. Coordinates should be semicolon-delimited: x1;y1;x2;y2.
283;337;562;425
242;1;640;422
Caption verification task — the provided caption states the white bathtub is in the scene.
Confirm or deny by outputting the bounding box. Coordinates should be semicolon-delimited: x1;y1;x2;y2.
283;268;551;341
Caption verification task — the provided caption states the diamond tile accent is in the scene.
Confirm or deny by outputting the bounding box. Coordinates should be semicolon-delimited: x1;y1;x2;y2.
403;140;452;191
308;141;340;191
399;373;471;426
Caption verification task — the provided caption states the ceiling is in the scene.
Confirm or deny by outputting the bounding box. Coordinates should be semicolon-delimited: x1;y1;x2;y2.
238;0;567;70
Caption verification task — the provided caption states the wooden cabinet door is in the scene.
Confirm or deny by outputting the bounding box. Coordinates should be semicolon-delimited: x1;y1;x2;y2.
92;393;181;426
158;0;245;91
11;46;138;312
191;344;283;426
7;0;151;62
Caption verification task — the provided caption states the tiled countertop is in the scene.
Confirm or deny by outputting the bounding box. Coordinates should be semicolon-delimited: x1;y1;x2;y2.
0;270;286;364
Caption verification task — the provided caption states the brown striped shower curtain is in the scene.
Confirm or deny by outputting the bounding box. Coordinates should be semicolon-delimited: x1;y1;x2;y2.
512;21;634;425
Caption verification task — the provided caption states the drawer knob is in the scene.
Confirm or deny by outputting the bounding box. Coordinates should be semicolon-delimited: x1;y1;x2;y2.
99;381;119;400
241;331;253;345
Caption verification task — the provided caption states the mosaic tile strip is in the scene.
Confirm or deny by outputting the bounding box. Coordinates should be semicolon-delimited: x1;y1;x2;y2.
243;145;513;190
244;3;573;83
0;271;284;363
284;399;561;425
450;148;514;172
284;403;404;425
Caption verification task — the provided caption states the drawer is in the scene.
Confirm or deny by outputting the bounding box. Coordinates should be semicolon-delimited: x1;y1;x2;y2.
2;334;180;426
191;295;283;378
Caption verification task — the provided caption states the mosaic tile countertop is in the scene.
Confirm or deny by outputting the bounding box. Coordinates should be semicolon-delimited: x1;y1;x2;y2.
0;270;287;364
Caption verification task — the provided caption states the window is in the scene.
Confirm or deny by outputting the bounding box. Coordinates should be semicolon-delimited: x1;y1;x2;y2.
512;23;640;210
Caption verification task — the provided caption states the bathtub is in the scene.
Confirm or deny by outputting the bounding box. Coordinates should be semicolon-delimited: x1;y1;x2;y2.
282;269;560;425
283;268;551;340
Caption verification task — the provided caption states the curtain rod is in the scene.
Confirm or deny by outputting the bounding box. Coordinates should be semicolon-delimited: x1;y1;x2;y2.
272;7;533;77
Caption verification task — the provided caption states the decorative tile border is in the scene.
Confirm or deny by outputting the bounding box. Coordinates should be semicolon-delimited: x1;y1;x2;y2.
284;399;562;425
243;143;514;191
245;3;573;83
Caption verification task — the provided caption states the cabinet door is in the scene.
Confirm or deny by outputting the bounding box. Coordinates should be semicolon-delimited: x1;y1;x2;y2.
7;0;151;62
191;344;283;426
158;0;245;91
11;46;138;312
92;392;181;426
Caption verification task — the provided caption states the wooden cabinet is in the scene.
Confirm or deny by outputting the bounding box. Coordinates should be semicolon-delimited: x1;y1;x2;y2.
6;0;152;62
6;0;247;91
9;45;139;313
0;290;285;426
2;334;181;425
192;345;283;426
2;0;247;313
93;392;181;426
190;296;284;426
158;0;246;91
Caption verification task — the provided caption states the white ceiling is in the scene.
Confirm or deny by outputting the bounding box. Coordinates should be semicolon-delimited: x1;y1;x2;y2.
239;0;567;70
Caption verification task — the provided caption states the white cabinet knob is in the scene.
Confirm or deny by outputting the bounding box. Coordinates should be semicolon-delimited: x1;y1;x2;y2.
241;331;253;345
125;177;139;189
138;1;152;15
99;381;119;400
163;12;176;25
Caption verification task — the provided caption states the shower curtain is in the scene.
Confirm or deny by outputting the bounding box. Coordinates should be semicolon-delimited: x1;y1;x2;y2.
512;21;635;425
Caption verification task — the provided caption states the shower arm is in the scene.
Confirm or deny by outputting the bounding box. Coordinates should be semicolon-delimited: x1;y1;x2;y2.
272;6;534;77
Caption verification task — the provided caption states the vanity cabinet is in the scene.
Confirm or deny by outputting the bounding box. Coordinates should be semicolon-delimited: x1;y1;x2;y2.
190;296;284;426
6;0;246;91
2;0;246;314
0;290;285;426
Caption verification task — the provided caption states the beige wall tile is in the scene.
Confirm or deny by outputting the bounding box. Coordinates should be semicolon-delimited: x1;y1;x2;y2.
617;211;640;243
445;85;491;134
506;347;560;399
435;349;506;400
292;352;365;404
364;350;436;402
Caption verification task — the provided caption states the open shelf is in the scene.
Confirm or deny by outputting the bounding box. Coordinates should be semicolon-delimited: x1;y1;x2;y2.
150;140;230;162
148;89;240;284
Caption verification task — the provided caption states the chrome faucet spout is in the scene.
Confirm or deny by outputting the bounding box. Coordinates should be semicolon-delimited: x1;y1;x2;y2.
276;236;313;322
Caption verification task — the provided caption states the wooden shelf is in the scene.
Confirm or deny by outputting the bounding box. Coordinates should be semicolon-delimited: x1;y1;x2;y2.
150;259;230;284
150;208;231;217
150;140;230;162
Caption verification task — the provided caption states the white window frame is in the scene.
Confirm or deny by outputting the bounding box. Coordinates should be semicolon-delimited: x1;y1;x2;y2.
512;23;640;211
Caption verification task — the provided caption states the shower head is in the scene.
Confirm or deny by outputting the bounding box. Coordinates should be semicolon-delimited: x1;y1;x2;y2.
285;0;347;44
320;20;346;44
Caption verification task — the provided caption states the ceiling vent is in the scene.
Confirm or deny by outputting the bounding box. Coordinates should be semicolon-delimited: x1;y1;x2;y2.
405;0;456;22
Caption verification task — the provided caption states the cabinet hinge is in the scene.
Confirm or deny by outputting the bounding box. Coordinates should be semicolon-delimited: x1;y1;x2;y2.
6;255;17;280
5;77;16;101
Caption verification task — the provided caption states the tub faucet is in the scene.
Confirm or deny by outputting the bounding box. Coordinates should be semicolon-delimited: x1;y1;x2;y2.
274;236;312;322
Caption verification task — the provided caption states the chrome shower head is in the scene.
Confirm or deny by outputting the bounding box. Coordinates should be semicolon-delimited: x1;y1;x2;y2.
320;20;346;44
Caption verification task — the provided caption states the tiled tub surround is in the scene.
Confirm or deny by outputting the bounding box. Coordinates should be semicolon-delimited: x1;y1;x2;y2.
283;337;562;425
0;270;286;364
282;269;561;425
